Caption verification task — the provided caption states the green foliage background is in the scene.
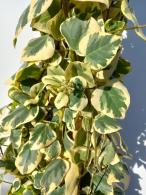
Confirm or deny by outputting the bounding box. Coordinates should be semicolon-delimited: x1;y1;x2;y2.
0;0;146;194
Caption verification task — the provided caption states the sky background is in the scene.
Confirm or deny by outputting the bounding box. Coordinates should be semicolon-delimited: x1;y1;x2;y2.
0;1;146;194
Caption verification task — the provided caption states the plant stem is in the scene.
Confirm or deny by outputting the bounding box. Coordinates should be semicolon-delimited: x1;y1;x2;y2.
126;24;146;30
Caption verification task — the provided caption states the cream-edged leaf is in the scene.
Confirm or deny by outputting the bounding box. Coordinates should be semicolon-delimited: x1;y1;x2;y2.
10;129;22;149
55;92;69;109
1;106;39;130
74;0;110;8
83;33;121;70
21;35;55;62
13;6;30;46
121;0;146;41
60;17;101;55
15;142;42;174
93;114;121;134
29;0;53;20
29;123;56;149
91;81;130;119
65;62;95;88
40;140;61;161
41;159;69;194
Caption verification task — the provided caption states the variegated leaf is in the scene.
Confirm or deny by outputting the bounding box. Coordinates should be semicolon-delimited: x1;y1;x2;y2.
29;123;56;149
93;114;121;134
60;17;121;70
29;0;53;20
32;171;44;189
60;17;101;55
13;6;30;46
55;92;69;109
121;0;146;41
65;162;80;195
41;159;69;194
91;81;130;119
65;62;95;88
40;140;61;161
15;142;42;174
69;76;88;111
21;35;55;62
1;106;39;130
10;128;22;149
63;108;76;131
74;0;110;8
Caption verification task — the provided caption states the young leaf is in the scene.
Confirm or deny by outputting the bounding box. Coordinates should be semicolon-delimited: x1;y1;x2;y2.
21;35;55;62
55;92;69;109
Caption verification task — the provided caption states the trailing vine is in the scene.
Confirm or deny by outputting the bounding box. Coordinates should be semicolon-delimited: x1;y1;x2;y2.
0;0;146;194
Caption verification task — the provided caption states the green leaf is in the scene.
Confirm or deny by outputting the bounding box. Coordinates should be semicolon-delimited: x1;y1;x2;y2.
121;0;146;41
0;126;10;139
93;114;121;134
10;128;22;149
105;19;125;34
29;123;56;149
13;6;30;46
21;35;55;62
1;106;39;130
40;140;61;161
29;0;53;20
41;159;69;194
91;81;130;119
15;142;42;174
54;92;69;109
113;58;132;78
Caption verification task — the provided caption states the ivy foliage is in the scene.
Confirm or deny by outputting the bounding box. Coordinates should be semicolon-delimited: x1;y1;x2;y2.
0;0;146;194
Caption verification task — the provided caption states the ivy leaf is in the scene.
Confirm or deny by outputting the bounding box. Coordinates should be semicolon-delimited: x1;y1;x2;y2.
93;114;121;134
32;171;44;189
10;128;22;149
21;35;55;62
40;140;61;161
1;106;39;130
15;64;42;82
91;81;130;119
60;17;100;55
65;62;95;88
29;123;56;149
54;92;69;109
121;0;146;41
29;0;53;21
50;186;65;195
74;0;110;8
13;6;30;46
83;33;121;71
61;17;121;70
15;142;42;174
40;159;69;194
63;108;77;131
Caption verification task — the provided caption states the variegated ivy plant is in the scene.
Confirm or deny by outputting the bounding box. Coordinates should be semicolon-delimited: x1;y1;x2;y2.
0;0;146;194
